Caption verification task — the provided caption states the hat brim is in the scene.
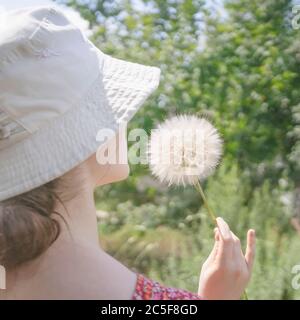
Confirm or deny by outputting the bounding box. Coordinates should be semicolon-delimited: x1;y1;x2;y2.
101;52;161;124
0;51;160;201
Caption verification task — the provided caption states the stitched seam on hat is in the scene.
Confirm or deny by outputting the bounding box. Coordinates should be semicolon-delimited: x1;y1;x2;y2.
28;7;81;59
0;8;57;70
28;7;54;42
0;110;27;145
103;71;160;92
0;107;32;133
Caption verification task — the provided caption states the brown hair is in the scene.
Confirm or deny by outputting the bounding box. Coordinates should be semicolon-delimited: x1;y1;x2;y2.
0;179;64;269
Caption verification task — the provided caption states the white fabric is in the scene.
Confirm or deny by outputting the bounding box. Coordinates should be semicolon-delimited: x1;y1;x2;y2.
0;6;160;201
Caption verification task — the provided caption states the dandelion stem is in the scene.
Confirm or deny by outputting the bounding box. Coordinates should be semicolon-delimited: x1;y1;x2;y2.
194;180;217;224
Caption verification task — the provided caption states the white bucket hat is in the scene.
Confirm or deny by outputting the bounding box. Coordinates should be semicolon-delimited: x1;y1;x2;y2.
0;6;160;201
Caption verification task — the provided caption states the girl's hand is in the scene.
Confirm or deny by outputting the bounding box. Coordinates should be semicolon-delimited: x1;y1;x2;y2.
198;217;256;300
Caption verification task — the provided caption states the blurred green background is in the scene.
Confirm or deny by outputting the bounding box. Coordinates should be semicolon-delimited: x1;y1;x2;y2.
56;0;300;299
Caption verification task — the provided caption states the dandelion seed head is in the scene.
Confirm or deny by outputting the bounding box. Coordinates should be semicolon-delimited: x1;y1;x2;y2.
148;115;223;186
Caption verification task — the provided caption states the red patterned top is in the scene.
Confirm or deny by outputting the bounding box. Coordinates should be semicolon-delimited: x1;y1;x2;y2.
132;273;202;300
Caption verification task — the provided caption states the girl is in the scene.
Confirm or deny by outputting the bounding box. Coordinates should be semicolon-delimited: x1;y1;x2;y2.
0;6;255;300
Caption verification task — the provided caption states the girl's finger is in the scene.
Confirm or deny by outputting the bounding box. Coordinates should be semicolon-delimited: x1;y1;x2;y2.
205;228;220;264
214;227;220;241
245;229;256;273
216;217;232;242
216;217;233;260
231;231;243;269
231;231;242;252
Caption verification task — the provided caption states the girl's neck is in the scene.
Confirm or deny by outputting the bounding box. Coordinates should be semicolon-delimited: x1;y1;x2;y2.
55;184;100;245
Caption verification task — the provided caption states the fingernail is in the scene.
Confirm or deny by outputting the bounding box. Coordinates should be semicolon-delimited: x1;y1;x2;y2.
216;219;226;237
216;217;223;225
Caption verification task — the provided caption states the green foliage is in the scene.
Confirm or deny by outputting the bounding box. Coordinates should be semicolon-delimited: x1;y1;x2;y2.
196;0;300;185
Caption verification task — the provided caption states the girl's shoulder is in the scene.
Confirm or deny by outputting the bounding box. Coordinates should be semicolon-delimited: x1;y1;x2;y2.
131;273;202;300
